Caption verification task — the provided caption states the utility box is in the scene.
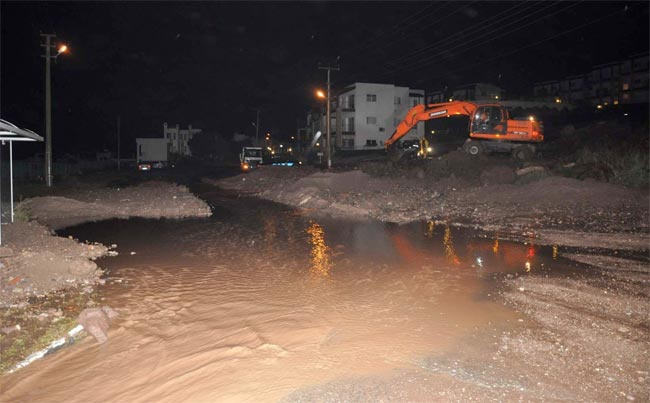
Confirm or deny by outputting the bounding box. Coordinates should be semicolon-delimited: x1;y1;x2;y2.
136;138;168;164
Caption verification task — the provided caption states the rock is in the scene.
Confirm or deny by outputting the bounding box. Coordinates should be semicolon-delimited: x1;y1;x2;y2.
78;306;119;344
516;166;546;176
0;246;14;257
1;324;20;335
560;124;575;136
479;166;516;186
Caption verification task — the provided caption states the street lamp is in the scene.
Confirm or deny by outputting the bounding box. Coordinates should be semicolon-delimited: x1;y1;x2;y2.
315;89;331;168
40;34;68;187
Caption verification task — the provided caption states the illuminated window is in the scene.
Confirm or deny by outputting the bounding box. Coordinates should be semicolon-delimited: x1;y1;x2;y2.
623;83;630;91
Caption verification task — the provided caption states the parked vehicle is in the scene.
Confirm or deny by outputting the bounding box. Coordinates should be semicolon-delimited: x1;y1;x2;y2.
136;138;168;170
239;147;263;171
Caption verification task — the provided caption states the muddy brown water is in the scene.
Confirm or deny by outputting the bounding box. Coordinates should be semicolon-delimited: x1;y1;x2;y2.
1;190;579;402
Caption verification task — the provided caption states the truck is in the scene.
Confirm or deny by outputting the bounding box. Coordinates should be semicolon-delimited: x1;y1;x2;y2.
385;101;544;160
136;138;168;170
239;146;263;171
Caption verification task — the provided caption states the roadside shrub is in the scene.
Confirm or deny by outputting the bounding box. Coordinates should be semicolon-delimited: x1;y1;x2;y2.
14;202;31;222
576;147;649;188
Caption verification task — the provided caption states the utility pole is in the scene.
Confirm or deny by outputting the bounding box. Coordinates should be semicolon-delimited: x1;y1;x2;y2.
116;115;121;171
41;33;55;187
318;64;339;169
255;109;260;146
40;33;67;187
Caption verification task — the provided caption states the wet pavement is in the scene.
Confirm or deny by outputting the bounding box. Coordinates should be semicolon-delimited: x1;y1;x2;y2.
0;189;579;402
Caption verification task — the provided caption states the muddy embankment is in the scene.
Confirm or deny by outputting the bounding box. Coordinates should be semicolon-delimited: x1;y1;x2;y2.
209;157;650;401
0;181;211;372
208;155;649;249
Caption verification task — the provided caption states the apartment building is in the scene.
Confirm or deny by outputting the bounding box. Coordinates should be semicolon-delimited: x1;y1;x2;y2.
533;53;649;106
425;83;505;104
335;82;424;150
163;122;202;156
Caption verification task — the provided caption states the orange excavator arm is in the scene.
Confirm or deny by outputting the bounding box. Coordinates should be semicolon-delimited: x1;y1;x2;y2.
385;101;478;149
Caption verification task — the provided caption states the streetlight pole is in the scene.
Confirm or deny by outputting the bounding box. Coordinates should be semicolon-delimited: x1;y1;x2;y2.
41;34;54;187
40;34;67;187
318;64;339;169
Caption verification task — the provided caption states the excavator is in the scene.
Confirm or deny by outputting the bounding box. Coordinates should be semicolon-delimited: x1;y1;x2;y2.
385;101;543;160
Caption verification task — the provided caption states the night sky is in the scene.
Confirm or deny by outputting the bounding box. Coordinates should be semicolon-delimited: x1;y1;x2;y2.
1;1;648;158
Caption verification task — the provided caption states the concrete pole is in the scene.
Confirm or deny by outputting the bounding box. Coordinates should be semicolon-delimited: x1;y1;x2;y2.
255;109;260;146
326;69;331;169
44;34;53;187
117;115;121;170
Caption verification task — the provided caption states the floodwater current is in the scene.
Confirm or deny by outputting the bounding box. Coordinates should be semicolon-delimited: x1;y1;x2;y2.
1;189;568;402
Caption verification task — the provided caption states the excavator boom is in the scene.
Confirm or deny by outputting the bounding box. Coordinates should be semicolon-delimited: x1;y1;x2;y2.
385;101;478;148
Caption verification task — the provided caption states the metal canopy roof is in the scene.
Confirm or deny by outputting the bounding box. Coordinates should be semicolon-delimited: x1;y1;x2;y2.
0;119;43;245
0;119;44;142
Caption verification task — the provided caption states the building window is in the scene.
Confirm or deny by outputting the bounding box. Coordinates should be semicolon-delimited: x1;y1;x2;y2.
347;95;355;109
379;127;385;132
366;116;377;125
394;96;401;105
365;139;378;147
366;94;377;102
345;117;355;132
411;98;420;107
623;83;630;91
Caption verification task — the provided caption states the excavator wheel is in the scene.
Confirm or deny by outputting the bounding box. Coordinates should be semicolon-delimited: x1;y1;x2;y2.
512;145;534;161
387;145;406;162
463;141;483;156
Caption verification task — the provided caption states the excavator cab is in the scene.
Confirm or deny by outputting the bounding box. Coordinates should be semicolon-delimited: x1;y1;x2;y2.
471;105;507;135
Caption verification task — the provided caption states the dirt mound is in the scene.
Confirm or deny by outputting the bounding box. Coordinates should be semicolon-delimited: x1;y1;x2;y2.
478;176;639;208
291;170;372;193
22;181;212;229
0;221;108;307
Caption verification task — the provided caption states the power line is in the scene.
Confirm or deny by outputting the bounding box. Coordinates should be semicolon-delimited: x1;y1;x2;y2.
336;2;476;83
379;0;567;78
376;0;580;80
337;1;445;61
387;0;538;68
412;4;634;89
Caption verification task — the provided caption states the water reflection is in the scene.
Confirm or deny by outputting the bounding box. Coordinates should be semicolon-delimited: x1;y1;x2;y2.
443;225;460;265
306;220;332;276
425;220;435;238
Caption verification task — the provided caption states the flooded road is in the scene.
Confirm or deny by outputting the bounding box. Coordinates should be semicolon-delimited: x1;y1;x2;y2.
1;189;570;402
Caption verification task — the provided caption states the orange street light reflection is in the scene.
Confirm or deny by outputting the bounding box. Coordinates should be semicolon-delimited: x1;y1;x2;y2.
307;221;331;276
443;225;460;265
492;237;499;254
425;220;435;238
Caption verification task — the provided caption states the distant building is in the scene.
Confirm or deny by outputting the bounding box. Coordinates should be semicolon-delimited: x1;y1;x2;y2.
533;52;649;106
426;83;504;104
451;83;504;102
163;123;202;156
334;82;425;150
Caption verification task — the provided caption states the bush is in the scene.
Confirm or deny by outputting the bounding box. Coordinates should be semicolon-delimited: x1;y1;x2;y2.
576;147;649;188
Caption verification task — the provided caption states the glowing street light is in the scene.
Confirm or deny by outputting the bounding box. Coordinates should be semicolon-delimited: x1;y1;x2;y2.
316;90;326;99
57;44;68;56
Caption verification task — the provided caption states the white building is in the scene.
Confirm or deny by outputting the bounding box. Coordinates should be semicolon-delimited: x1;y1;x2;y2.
335;83;425;150
163;122;202;156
